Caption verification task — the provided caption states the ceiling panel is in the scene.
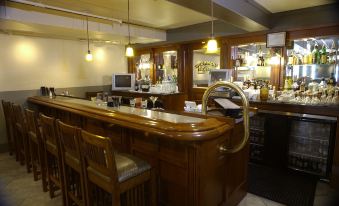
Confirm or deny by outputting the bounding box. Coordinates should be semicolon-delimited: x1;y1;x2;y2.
254;0;336;13
0;19;163;44
25;0;212;29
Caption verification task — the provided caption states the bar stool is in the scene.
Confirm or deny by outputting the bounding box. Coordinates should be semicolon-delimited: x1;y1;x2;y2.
12;104;31;172
1;100;15;156
39;113;66;202
56;120;86;206
79;129;156;206
25;108;48;192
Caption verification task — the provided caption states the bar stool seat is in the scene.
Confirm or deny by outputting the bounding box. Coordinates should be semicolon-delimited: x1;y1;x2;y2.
115;153;151;183
80;129;156;206
87;153;151;183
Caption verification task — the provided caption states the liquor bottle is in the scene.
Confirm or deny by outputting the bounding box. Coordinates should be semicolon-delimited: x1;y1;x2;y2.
312;43;320;64
319;77;327;89
257;46;264;66
320;45;327;64
260;83;269;101
235;55;241;67
292;78;299;91
328;73;337;86
288;51;294;65
300;78;306;92
329;41;336;64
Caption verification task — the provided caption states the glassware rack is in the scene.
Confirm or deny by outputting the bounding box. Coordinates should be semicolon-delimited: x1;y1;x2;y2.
249;115;266;162
288;119;334;177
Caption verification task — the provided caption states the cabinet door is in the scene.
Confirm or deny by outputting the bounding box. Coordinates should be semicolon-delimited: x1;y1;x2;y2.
264;114;290;168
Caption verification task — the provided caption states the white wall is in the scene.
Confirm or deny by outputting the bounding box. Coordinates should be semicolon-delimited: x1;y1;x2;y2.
0;33;127;92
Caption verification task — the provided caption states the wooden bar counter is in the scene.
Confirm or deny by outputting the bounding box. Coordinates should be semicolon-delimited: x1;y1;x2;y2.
28;96;249;206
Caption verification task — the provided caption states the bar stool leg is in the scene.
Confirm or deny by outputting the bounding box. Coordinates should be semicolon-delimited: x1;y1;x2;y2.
150;169;157;206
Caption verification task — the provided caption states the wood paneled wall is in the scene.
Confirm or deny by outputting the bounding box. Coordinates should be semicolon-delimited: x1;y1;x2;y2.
128;25;339;101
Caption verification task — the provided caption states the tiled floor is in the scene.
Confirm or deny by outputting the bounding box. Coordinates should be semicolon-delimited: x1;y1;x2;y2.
0;153;62;206
0;152;338;206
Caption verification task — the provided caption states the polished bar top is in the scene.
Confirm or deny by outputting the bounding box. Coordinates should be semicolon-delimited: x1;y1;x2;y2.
28;96;232;141
62;97;203;124
112;90;185;96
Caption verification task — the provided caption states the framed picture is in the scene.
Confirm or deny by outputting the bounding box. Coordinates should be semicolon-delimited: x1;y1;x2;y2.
267;32;286;47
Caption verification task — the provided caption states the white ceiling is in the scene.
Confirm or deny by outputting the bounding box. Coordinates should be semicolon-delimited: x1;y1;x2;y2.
254;0;336;13
0;0;337;44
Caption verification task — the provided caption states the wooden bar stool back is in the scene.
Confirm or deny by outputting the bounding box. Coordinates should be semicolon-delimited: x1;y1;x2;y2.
12;104;31;172
39;113;65;201
56;120;86;206
1;100;15;156
25;108;48;192
79;129;155;206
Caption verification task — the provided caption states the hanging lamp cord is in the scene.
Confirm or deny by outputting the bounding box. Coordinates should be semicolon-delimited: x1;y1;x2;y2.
211;0;214;38
128;0;131;45
86;16;90;52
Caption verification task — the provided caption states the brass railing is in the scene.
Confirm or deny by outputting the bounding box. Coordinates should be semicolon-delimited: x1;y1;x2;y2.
202;81;249;154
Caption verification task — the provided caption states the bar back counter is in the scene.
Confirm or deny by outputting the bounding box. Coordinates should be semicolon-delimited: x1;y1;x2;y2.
28;96;249;206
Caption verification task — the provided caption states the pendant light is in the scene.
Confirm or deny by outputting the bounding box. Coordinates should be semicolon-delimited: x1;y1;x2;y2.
85;16;93;61
206;0;218;53
125;0;134;57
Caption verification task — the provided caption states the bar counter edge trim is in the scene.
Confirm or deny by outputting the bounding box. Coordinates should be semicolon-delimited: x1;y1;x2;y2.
28;96;233;141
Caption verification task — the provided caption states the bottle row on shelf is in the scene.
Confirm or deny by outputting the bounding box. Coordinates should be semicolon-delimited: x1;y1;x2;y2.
249;144;264;161
287;39;337;65
288;154;327;175
284;73;337;92
290;121;331;139
249;130;265;145
289;139;329;158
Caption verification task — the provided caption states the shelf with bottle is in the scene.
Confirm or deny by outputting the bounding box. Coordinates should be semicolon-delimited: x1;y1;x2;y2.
290;120;332;140
232;43;282;83
249;144;264;161
289;139;329;158
288;153;327;176
286;37;338;66
154;50;178;84
232;43;270;67
289;151;327;160
249;131;265;145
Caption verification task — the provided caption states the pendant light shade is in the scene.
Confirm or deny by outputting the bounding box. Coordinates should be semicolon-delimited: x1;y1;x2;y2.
86;50;93;61
207;39;218;53
126;46;134;57
125;0;134;57
85;16;93;61
206;0;218;53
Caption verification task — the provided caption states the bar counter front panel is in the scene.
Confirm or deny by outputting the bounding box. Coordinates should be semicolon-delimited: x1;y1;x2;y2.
28;96;248;206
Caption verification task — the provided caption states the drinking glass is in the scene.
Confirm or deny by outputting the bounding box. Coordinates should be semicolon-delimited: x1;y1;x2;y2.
149;96;158;109
141;100;148;109
130;98;136;107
